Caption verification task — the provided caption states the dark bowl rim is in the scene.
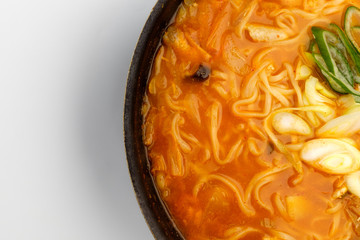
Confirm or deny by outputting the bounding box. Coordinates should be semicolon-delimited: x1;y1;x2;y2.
124;0;183;239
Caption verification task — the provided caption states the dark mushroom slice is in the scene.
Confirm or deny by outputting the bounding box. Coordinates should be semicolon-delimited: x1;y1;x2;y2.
190;64;211;82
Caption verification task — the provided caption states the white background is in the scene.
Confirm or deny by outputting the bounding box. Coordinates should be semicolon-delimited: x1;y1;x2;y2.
0;0;157;239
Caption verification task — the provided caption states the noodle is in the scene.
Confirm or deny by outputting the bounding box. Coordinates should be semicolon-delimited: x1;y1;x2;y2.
260;69;291;106
253;175;276;213
209;102;244;165
285;62;303;106
244;165;290;206
221;226;262;240
235;0;258;39
273;192;291;221
171;113;192;153
232;88;272;118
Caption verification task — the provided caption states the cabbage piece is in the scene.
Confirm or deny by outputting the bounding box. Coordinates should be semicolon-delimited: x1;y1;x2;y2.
246;24;288;42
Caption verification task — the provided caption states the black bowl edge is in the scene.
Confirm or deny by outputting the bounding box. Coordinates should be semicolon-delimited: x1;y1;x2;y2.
124;0;184;239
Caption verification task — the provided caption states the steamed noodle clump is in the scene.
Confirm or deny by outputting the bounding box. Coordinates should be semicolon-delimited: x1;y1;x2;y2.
142;0;360;239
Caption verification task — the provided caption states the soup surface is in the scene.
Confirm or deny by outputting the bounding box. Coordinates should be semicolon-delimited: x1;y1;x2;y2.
142;0;360;239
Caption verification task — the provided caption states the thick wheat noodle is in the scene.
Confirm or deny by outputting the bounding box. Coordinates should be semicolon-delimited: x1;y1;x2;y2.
289;171;304;186
184;94;201;124
242;78;259;98
233;88;273;118
248;137;266;156
302;0;345;16
269;70;288;83
229;0;243;10
255;154;272;168
329;212;342;236
209;102;244;164
184;32;211;61
276;88;293;105
151;154;167;173
269;8;292;18
274;216;339;240
229;71;240;98
273;193;291;221
269;18;331;46
235;0;258;39
272;83;294;91
165;94;187;112
154;47;164;75
188;161;209;176
212;83;230;100
233;89;258;107
193;174;256;216
290;9;318;19
252;48;276;66
212;70;228;80
309;213;350;239
342;222;354;240
244;165;290;206
311;234;322;240
269;229;296;240
214;139;244;165
241;60;271;97
209;102;220;159
179;131;200;145
323;0;346;8
171;113;192;153
272;87;295;96
249;120;267;140
221;226;262;240
285;63;303;106
326;201;344;214
253;175;276;214
275;13;297;35
260;69;291;106
323;5;345;15
168;143;184;176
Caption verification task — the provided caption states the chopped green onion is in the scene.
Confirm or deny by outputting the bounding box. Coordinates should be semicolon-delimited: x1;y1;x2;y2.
330;23;360;83
344;6;360;54
312;53;347;94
